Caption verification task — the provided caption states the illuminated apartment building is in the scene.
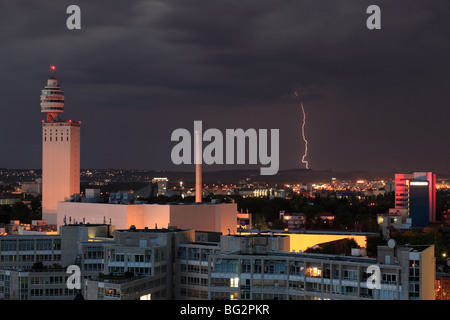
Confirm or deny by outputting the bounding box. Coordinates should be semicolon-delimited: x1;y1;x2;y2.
0;225;437;300
0;269;79;300
175;242;220;299
152;177;168;196
83;226;194;300
175;234;435;300
0;223;194;300
279;211;306;230
435;272;450;300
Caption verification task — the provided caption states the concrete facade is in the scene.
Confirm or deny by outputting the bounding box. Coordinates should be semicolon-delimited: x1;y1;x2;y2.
57;202;238;235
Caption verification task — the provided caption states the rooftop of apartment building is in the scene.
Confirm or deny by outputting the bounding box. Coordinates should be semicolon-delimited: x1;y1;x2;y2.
180;241;220;247
264;250;378;264
215;244;434;264
117;225;189;233
243;228;377;236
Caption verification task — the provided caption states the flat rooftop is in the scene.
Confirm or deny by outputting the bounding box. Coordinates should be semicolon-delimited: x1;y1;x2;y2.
116;227;192;233
215;250;379;264
244;229;377;236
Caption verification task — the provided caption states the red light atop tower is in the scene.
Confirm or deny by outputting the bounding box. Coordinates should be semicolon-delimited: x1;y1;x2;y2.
50;65;56;71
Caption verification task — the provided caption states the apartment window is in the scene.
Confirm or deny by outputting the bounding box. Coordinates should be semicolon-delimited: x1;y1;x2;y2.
109;266;125;274
264;260;287;274
113;253;125;262
53;239;61;251
144;250;152;262
0;255;15;262
215;259;238;273
343;269;358;281
31;289;44;297
188;248;200;261
323;267;331;279
334;268;340;278
290;261;305;276
230;277;239;288
342;286;358;296
409;261;420;282
177;247;186;260
306;266;322;278
84;247;104;260
211;277;229;287
289;281;304;291
201;249;212;261
187;277;200;285
306;282;321;292
18;240;34;251
19;254;33;262
36;239;52;251
382;273;397;284
105;288;121;298
127;254;144;263
241;259;251;273
187;265;200;273
253;259;262;274
1;240;17;251
98;287;104;300
360;287;374;298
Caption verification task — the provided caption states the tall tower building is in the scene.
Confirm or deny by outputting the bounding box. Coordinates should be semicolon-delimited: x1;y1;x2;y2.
394;171;436;227
41;66;81;224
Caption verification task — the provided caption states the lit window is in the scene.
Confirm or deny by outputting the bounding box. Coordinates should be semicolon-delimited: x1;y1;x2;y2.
230;277;239;288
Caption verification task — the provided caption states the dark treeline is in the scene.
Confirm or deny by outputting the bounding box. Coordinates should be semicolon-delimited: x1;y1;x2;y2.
0;195;41;224
236;193;394;232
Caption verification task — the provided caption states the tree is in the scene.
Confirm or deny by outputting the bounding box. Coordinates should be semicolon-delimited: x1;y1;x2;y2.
30;196;42;214
253;215;268;231
271;218;286;230
32;262;45;270
11;202;31;222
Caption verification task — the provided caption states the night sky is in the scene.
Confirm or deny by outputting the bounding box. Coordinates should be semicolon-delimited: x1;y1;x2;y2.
0;0;449;175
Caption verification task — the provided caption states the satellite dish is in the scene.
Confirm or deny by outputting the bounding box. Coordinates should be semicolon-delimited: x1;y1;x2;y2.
388;239;396;249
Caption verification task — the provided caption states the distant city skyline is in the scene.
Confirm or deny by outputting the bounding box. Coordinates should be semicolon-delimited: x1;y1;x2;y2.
0;1;449;174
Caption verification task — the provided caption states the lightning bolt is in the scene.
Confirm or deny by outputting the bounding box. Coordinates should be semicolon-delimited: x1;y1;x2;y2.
295;91;309;169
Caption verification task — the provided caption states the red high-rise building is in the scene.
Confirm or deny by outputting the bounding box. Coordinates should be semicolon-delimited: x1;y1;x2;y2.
394;172;436;226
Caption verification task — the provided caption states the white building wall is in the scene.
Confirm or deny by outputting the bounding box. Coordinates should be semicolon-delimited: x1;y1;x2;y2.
42;122;80;224
56;202;236;235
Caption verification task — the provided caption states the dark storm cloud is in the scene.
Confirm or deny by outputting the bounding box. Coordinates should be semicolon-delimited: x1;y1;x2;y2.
0;0;448;174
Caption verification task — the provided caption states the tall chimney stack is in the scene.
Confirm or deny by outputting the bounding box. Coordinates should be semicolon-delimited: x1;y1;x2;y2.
194;127;202;203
